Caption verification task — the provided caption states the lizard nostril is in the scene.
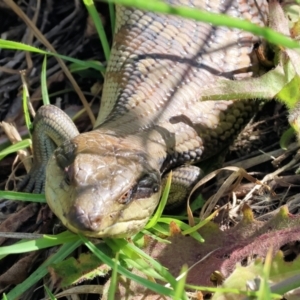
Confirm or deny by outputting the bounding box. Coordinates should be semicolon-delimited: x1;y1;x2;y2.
63;164;74;185
67;206;101;232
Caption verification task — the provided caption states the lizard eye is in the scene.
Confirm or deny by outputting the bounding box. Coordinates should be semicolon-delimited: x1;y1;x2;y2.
118;188;133;204
133;172;161;200
137;174;160;195
117;172;161;205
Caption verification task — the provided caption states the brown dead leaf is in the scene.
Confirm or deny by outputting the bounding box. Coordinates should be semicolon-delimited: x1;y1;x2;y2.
0;250;40;293
0;203;39;245
1;121;32;173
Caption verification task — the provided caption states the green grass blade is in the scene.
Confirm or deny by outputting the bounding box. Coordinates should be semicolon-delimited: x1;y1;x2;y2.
80;234;174;297
0;190;45;203
21;75;32;133
104;0;299;49
257;249;273;300
44;285;57;300
108;252;119;300
4;240;82;300
41;56;50;105
280;127;295;150
0;40;105;73
108;2;115;35
182;210;218;235
174;265;188;300
157;217;204;242
83;0;110;61
145;171;171;229
0;139;32;160
106;238;176;285
0;231;79;257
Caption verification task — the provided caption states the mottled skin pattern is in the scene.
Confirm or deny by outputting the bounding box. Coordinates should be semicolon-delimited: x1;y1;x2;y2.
95;0;268;167
28;0;269;238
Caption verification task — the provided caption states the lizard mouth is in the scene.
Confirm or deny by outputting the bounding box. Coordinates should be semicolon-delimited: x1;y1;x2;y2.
65;204;151;238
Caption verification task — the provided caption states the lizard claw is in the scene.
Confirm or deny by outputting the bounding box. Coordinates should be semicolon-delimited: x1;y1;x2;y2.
17;164;46;194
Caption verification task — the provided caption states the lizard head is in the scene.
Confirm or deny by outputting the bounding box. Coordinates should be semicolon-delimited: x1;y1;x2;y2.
45;131;161;238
